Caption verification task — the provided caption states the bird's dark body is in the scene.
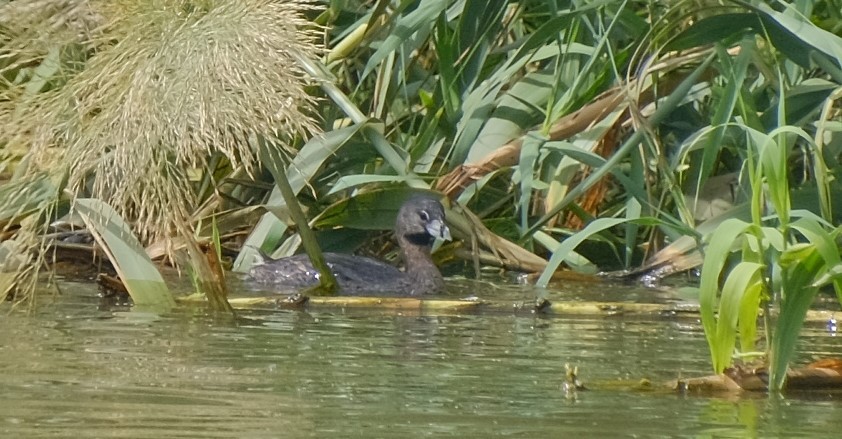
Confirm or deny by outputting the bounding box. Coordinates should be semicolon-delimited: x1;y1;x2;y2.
247;196;450;296
249;253;414;295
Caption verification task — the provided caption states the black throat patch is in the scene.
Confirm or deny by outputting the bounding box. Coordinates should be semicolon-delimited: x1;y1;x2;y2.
403;232;434;247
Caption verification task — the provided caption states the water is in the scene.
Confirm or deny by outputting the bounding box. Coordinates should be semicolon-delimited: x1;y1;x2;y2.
2;281;842;438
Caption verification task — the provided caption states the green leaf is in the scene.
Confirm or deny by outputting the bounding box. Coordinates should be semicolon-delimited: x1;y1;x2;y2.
791;218;842;304
0;173;59;226
694;40;753;196
769;244;825;391
23;46;61;96
714;261;764;372
74;199;174;309
699;218;753;372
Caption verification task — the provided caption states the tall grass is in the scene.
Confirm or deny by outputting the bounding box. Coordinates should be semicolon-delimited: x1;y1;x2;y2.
0;0;321;308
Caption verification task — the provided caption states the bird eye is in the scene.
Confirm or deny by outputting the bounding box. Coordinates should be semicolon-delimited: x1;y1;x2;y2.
419;210;430;221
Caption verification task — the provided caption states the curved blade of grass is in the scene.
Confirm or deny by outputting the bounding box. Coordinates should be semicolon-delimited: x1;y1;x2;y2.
638;203;752;274
812;85;842;222
792;218;841;270
502;5;600;72
547;3;624;124
453;5;602;165
669;5;842;75
257;136;338;295
769;79;838;128
761;126;815;226
541;138;652;212
532;231;593;271
536;217;627;287
451;79;508;167
455;51;565;164
736;265;764;357
74;198;174;309
460;70;553;164
22;46;61;96
434;0;506;120
665;13;759;52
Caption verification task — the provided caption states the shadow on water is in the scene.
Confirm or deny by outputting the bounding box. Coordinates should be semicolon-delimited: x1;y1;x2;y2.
2;279;842;437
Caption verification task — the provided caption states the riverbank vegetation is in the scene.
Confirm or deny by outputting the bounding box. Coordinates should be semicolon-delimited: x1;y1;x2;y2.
2;0;842;390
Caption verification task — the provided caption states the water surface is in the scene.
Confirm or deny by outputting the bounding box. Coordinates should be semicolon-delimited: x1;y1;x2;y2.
2;280;842;438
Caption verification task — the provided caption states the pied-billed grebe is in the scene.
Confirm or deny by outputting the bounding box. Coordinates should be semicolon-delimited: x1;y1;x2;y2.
247;196;451;296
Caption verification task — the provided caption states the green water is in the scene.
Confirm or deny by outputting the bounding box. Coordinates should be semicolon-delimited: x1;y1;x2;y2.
2;281;842;438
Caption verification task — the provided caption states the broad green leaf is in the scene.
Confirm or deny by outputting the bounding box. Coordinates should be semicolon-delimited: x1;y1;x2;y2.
450;80;505;166
667;6;842;78
532;231;593;270
791;218;842;303
737;269;764;357
761;126;815;225
22;46;61;97
74;199;174;309
714;261;764;372
501;4;602;72
0;173;59;226
770;245;825;390
699;217;753;372
295;56;412;174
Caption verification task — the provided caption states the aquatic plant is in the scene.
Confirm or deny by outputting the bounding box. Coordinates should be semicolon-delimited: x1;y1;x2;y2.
698;127;842;391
